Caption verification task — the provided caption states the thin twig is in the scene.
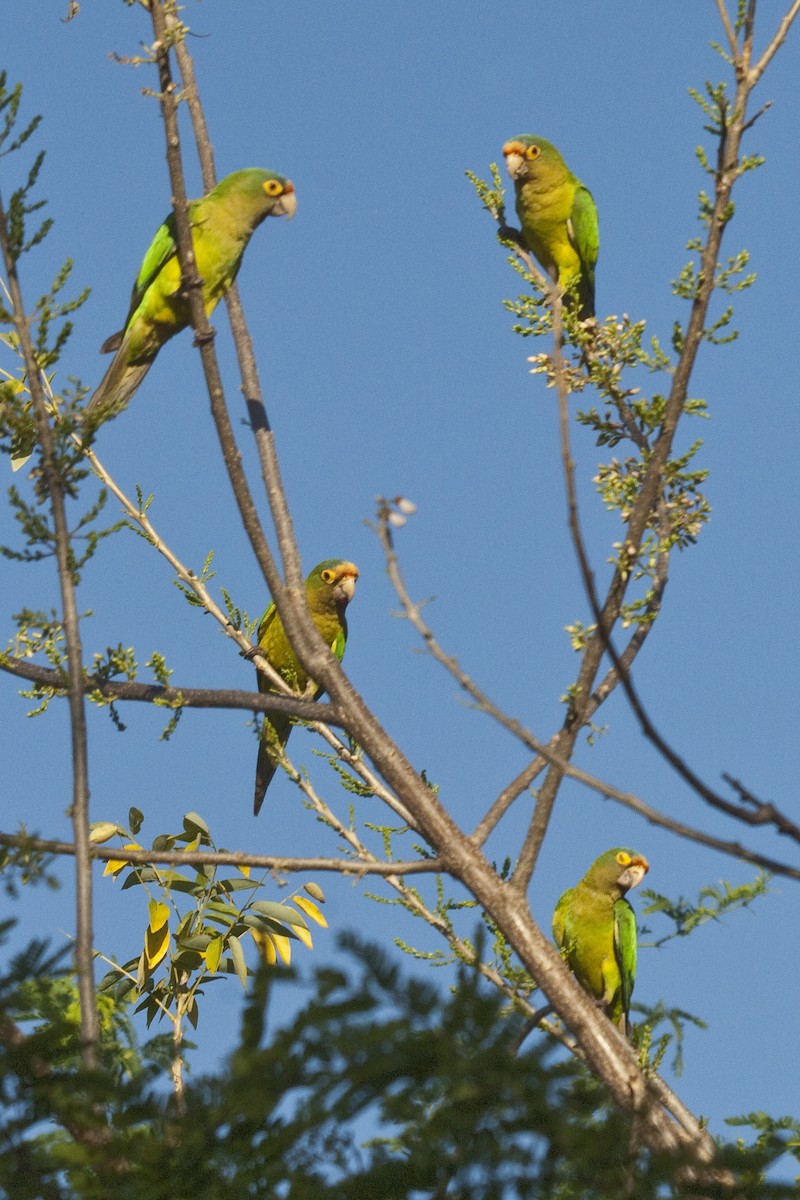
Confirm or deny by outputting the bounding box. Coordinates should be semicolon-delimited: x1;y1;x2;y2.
715;0;739;58
750;0;800;83
374;516;800;879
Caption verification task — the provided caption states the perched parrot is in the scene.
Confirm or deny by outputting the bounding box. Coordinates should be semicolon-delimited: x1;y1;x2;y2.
253;559;359;815
502;135;598;319
552;847;649;1033
85;168;297;420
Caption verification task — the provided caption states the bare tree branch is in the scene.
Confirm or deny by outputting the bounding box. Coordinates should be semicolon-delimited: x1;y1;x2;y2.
750;0;800;82
0;652;338;718
715;0;739;58
0;830;440;877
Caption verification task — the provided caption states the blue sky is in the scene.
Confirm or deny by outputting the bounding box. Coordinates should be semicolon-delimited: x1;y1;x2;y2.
3;0;800;1159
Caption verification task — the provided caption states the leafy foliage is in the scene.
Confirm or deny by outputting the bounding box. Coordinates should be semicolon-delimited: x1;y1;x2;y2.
2;933;799;1199
641;871;771;948
96;810;328;1031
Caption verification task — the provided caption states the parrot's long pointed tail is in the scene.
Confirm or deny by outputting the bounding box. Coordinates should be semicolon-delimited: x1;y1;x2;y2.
84;339;153;424
578;275;595;321
253;740;278;816
253;714;292;815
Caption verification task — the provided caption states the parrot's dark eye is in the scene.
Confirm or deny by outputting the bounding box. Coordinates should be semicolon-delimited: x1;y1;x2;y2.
525;144;541;160
263;179;283;197
321;570;335;584
616;851;631;866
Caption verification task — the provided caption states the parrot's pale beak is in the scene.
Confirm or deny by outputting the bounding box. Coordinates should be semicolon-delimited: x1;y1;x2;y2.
617;855;649;893
502;141;526;181
335;574;358;605
274;185;298;219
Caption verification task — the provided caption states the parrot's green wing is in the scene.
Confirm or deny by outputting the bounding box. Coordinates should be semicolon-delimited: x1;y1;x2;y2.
613;897;637;1021
552;888;572;954
97;213;182;357
568;184;599;316
128;213;180;318
331;625;347;663
569;185;599;272
257;600;278;646
253;598;294;816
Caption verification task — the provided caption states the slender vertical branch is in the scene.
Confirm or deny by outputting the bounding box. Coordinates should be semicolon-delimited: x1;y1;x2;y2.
510;298;574;888
715;0;739;57
0;193;99;1068
149;1;288;602
167;9;216;190
166;4;304;592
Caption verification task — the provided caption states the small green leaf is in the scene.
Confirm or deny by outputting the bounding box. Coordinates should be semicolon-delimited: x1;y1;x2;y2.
250;900;308;929
183;811;210;837
228;934;248;989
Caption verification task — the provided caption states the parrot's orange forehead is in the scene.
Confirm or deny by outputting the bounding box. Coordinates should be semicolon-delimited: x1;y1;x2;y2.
317;561;359;587
502;140;526;157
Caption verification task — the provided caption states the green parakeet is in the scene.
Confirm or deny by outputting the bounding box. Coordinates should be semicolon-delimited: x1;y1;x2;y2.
85;169;297;420
253;559;359;815
502;136;598;319
552;847;649;1033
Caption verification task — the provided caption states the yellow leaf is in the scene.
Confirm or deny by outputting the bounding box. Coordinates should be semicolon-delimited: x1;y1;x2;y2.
303;881;325;902
148;900;170;933
102;842;141;876
291;924;314;950
293;896;328;928
144;921;170;969
271;934;292;965
239;865;251;879
204;935;223;974
251;929;276;965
